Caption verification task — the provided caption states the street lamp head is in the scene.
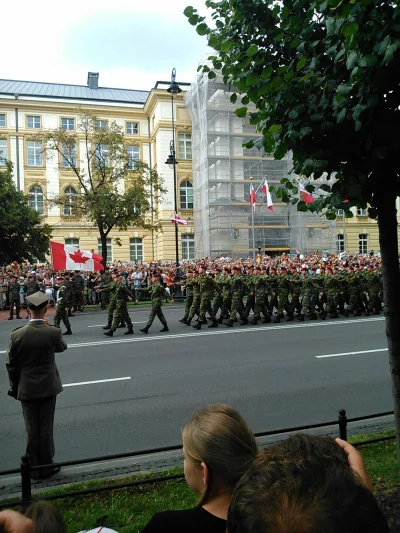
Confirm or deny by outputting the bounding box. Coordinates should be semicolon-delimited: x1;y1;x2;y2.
167;68;182;96
165;154;175;169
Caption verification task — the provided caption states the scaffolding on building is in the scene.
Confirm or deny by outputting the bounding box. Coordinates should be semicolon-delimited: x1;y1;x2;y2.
185;72;337;258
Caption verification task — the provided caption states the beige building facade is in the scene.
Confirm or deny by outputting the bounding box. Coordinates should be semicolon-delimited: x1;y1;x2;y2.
0;74;195;263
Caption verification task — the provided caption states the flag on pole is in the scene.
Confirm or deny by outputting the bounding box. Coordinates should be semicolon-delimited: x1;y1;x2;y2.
298;182;314;204
261;178;274;211
170;212;188;225
50;241;104;271
250;183;256;211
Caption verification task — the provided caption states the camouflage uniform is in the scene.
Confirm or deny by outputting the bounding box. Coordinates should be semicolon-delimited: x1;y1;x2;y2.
367;270;382;314
298;275;318;320
322;273;340;318
53;284;71;331
101;281;126;329
243;272;256;323
194;274;219;328
212;276;224;317
187;276;201;324
109;284;134;332
181;276;194;321
220;273;232;319
345;272;362;316
251;273;271;324
228;273;246;325
8;280;21;319
99;271;112;308
274;274;293;322
144;283;171;329
72;273;84;311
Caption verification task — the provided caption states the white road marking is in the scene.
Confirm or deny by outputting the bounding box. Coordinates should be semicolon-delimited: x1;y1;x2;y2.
63;377;131;387
88;322;145;328
0;316;385;354
316;348;387;359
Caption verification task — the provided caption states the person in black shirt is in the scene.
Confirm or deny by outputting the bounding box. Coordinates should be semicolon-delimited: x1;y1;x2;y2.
142;404;257;533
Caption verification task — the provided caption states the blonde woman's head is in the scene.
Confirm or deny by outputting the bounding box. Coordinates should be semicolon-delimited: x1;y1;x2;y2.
182;404;257;504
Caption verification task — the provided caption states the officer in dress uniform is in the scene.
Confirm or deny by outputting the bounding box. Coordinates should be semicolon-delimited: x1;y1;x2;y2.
6;291;67;479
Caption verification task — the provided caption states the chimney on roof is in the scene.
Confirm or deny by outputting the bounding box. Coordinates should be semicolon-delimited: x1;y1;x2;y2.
87;72;99;89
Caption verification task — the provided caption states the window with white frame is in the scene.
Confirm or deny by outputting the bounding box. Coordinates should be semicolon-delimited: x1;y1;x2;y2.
98;238;112;261
337;209;344;216
359;233;368;254
27;116;41;129
126;122;139;135
29;185;44;215
63;186;77;216
0;114;5;127
61;118;75;130
0;139;7;165
130;238;143;261
95;120;107;131
178;133;192;160
181;234;195;259
127;145;140;169
27;141;43;166
95;144;109;167
65;238;79;247
357;208;368;217
61;143;77;168
337;234;345;252
180;180;193;209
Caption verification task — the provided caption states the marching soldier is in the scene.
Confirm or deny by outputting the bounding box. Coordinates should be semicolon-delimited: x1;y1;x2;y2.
53;275;72;335
140;274;174;333
103;274;134;337
180;270;194;324
192;266;220;330
72;271;84;312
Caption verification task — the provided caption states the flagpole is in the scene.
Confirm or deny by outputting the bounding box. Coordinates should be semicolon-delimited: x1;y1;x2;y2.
250;177;256;261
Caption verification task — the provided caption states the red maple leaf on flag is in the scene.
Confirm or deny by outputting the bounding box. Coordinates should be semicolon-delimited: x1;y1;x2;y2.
69;249;89;264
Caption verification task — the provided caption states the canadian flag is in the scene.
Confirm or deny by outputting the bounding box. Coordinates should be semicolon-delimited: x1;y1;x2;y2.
50;241;104;271
170;212;188;225
250;183;256;211
298;182;314;204
261;178;274;211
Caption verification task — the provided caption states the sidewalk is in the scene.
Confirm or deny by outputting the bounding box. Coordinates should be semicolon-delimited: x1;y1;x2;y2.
0;415;394;501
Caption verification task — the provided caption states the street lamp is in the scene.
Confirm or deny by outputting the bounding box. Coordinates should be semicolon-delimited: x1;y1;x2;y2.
165;68;181;285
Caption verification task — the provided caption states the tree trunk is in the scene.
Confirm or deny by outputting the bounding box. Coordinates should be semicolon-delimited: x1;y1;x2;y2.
377;191;400;461
99;231;108;269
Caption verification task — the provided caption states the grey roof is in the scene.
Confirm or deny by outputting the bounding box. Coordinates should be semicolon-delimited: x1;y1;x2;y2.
0;79;150;105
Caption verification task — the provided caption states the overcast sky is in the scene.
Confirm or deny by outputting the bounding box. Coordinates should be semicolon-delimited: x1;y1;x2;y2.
2;0;211;90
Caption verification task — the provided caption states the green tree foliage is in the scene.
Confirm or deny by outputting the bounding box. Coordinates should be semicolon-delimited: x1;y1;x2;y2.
186;0;400;459
42;110;165;266
0;162;52;264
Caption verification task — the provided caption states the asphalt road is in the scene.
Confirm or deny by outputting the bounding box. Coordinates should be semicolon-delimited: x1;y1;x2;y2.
0;306;393;471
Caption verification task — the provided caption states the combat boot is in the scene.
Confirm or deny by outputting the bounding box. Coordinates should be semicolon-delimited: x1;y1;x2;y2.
63;328;72;335
117;322;126;328
192;321;201;330
310;313;318;320
102;322;112;330
319;311;327;320
124;327;134;335
103;328;115;337
225;319;234;327
273;314;282;324
262;316;271;323
329;313;339;319
179;318;187;323
208;320;218;328
296;314;305;322
160;325;169;332
185;319;192;326
285;315;294;322
217;316;223;324
68;311;75;317
363;310;370;316
250;318;258;325
240;318;248;325
140;326;149;334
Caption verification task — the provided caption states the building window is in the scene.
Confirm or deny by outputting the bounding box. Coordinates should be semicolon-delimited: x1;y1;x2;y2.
359;234;368;254
126;122;139;135
0;114;5;127
98;238;112;261
27;116;41;129
95;120;107;131
29;185;44;215
0;139;7;165
181;234;195;259
63;186;77;216
27;141;43;166
357;208;368;217
61;118;75;130
337;234;345;252
180;180;193;209
337;209;344;216
61;143;77;168
130;238;143;261
95;144;109;167
178;133;192;160
127;145;140;170
65;238;79;247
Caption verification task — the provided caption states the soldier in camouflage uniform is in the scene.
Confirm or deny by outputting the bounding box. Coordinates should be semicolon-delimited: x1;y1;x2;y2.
296;269;318;321
242;267;256;325
343;269;362;316
63;273;75;317
72;271;84;312
250;267;271;325
367;267;382;314
320;268;339;319
192;266;220;329
97;275;126;330
225;266;246;327
99;267;112;309
218;268;232;322
24;274;41;319
180;271;194;323
53;275;72;335
103;275;134;337
140;275;173;333
185;270;201;326
273;268;294;323
7;276;22;320
211;269;224;320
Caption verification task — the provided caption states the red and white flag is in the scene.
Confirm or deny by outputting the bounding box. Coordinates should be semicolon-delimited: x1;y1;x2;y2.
250;183;256;211
170;212;188;225
50;241;104;271
261;178;274;211
298;182;314;204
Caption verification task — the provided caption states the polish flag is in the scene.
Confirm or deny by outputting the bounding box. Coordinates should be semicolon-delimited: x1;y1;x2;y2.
250;183;256;211
50;241;104;271
298;182;314;204
261;178;274;211
170;213;188;225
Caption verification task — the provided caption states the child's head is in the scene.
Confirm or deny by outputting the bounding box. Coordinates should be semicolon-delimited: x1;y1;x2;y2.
24;500;65;533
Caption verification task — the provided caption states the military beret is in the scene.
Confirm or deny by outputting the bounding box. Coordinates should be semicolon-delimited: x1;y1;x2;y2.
26;291;49;308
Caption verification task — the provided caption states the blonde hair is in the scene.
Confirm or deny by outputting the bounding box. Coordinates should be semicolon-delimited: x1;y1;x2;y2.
182;404;258;505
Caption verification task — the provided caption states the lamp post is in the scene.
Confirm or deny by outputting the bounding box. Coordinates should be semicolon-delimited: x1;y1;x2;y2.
165;68;182;283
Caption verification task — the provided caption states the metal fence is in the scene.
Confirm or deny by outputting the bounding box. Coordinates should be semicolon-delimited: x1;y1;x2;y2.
0;408;395;510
